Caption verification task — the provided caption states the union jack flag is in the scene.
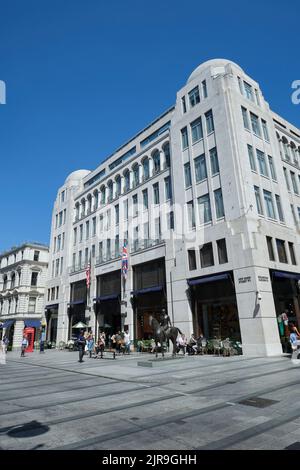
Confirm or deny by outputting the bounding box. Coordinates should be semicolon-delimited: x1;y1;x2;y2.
121;242;128;279
86;259;91;289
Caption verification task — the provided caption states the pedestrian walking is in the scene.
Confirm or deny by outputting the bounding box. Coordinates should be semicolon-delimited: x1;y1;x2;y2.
21;334;28;357
77;330;86;363
2;335;9;354
124;331;130;354
40;330;46;353
87;332;95;358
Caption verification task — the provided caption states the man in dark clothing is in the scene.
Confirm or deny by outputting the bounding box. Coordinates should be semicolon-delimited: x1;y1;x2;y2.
160;309;172;334
77;330;86;363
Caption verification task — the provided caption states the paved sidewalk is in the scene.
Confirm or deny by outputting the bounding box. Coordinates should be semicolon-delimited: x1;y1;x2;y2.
0;349;300;450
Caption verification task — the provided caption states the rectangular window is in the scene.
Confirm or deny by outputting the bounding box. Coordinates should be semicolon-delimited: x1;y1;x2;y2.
115;235;120;256
291;204;297;224
276;239;288;263
247;145;256;171
57;234;61;251
60;257;63;275
92;244;95;258
132;194;138;216
194;154;207;182
98;243;103;262
92;217;96;236
155;217;161;241
205;110;214;134
263;190;276;219
244;81;254;102
55;259;59;277
115;204;119;224
202;80;208;98
255;89;260;106
153;183;160;204
268;156;277;180
33;250;40;262
266;236;275;261
143;222;149;241
188;86;200;107
187;201;196;229
79;224;83;242
298;207;300;221
254;186;263;215
250;112;261;137
142;189;148;210
181;127;189;149
184;162;192;188
107;239;111;258
283;167;290;191
237;76;243;94
61;190;65;202
242;107;250;130
256;150;268;177
262;120;269;141
217;238;228;264
210;147;219;175
31;272;38;286
200;243;214;268
28;297;36;313
289;242;297;265
59;211;63;226
198;193;212;224
63;209;66;224
78;250;82;267
188;249;197;270
72;253;76;268
86;221;89;239
124;199;128;220
167;211;174;230
290;171;299;194
275;195;284;222
191;117;203;143
181;96;187;113
62;233;65;250
165;176;172;200
99;214;104;232
214;188;225;219
107;209;111;229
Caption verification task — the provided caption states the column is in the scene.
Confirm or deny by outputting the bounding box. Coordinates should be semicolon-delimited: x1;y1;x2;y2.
12;320;24;350
234;266;282;356
149;157;154;177
160;149;166;171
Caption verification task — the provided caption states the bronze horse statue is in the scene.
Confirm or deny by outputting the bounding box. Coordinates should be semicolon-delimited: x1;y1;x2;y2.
149;315;182;357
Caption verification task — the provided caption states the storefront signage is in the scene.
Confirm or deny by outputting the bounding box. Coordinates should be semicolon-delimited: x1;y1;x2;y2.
238;276;251;284
258;276;269;283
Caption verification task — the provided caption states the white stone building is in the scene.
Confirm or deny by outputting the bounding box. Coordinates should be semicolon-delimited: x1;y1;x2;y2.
45;59;300;356
0;243;49;349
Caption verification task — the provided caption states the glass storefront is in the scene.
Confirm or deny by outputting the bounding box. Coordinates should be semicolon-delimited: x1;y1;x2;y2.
188;272;241;342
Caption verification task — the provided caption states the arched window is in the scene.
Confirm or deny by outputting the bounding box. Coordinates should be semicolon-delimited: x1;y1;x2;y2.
291;142;297;165
107;180;113;201
282;137;290;161
87;194;92;213
100;185;106;205
115;175;121;196
93;190;99;210
124;170;130;192
142;157;149;181
163;142;170;168
11;272;16;289
3;275;7;291
132;164;139;187
75;202;80;220
81;198;86;217
152;150;160;174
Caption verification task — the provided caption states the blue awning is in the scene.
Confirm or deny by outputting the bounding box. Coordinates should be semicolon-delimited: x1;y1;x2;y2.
68;300;86;306
188;273;229;286
24;319;41;328
131;286;163;296
1;320;14;329
94;294;119;302
272;271;300;281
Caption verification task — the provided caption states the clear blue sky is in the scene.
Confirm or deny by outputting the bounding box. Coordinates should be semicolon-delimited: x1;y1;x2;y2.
0;0;299;252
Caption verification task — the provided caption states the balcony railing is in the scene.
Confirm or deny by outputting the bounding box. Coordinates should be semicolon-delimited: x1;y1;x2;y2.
69;262;89;274
95;251;121;265
130;238;164;253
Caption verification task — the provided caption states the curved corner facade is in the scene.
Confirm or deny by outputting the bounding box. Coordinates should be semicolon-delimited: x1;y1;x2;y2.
45;59;300;356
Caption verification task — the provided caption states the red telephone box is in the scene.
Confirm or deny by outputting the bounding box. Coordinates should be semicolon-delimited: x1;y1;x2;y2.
24;327;35;352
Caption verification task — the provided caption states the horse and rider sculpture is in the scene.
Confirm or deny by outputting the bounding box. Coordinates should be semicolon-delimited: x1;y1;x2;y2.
149;309;182;358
